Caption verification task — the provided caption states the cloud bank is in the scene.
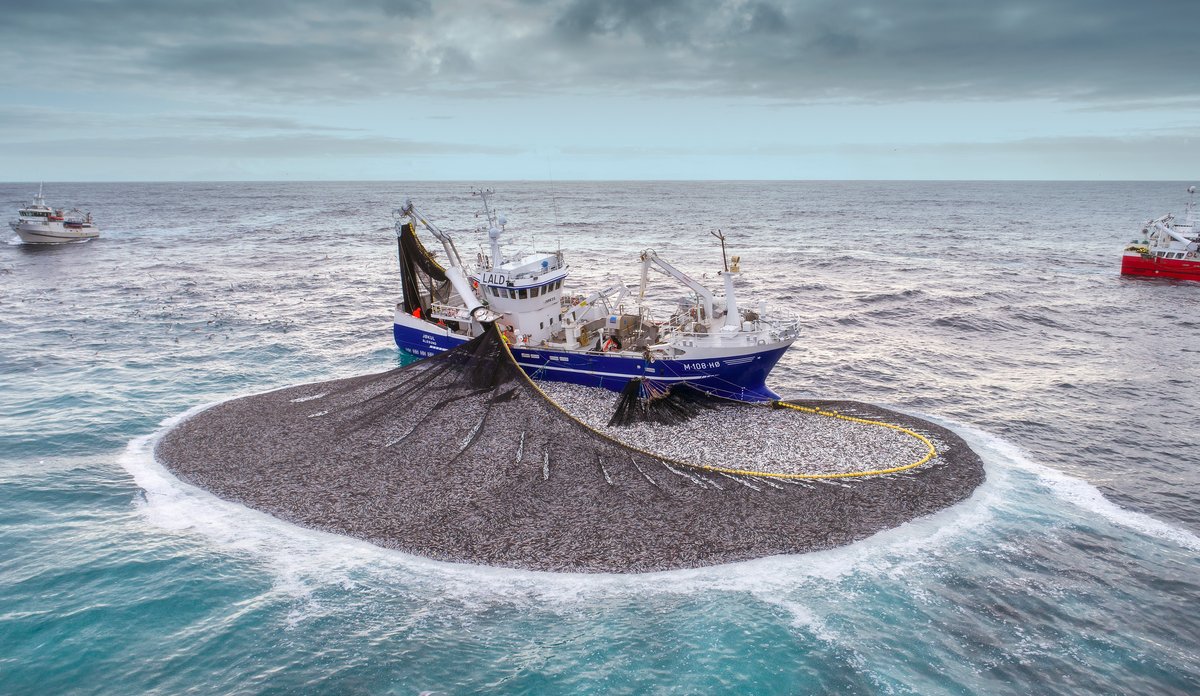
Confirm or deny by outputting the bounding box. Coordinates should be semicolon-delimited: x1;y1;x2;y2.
2;0;1197;103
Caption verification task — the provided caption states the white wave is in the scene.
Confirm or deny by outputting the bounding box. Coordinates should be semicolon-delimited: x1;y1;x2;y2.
951;422;1200;553
764;596;840;644
120;404;1004;608
750;415;1200;643
126;401;1200;615
123;408;643;603
121;410;447;599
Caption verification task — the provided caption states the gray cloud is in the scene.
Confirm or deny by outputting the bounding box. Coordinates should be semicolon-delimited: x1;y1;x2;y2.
554;0;692;45
837;132;1200;158
1071;98;1200;113
0;107;362;134
0;1;1197;103
380;0;432;17
746;2;789;35
0;106;96;129
148;40;404;92
175;115;364;132
559;129;1200;160
0;134;520;158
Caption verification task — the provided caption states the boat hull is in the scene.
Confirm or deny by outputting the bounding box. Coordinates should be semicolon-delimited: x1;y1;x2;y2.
1121;252;1200;281
11;221;99;244
394;317;792;402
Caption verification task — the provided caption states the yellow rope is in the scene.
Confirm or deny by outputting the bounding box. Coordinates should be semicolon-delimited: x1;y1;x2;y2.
497;325;938;480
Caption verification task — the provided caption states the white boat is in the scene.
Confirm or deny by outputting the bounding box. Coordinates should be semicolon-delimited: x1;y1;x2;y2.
9;185;99;244
392;191;799;402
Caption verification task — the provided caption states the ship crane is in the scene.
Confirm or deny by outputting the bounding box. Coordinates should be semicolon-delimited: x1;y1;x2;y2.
563;282;630;326
638;250;742;332
1145;214;1199;246
396;200;499;323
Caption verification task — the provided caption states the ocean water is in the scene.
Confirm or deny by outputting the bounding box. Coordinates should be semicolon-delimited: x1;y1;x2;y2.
1;181;1197;694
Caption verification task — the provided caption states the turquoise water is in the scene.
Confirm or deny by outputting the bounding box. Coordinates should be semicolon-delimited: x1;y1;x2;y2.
2;182;1198;694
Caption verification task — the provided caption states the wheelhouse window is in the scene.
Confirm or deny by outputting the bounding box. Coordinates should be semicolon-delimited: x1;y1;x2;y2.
519;288;528;299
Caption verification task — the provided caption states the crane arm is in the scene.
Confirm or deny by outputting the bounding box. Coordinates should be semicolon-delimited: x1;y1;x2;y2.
398;200;465;267
1147;215;1195;245
396;200;497;323
639;250;715;326
565;282;628;325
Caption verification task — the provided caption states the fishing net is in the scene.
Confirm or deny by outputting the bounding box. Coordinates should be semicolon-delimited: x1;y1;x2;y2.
396;221;451;317
607;379;718;427
155;323;984;573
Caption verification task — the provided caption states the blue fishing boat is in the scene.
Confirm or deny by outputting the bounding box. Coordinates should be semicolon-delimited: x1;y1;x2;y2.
392;191;798;402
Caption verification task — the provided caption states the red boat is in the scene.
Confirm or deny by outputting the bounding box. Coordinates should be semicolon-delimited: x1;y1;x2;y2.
1121;186;1200;281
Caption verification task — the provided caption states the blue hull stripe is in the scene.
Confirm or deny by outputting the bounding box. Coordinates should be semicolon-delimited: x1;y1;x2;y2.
393;322;786;402
514;362;693;381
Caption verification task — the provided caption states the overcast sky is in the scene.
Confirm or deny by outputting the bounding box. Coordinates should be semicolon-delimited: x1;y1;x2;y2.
2;0;1197;180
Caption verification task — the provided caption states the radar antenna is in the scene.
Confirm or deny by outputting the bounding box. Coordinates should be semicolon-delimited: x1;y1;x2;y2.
473;188;500;229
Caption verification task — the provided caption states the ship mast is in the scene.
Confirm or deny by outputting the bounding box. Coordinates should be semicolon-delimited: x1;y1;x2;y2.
474;188;506;271
711;230;742;330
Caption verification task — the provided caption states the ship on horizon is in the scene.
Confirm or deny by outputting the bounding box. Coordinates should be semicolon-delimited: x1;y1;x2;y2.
1122;186;1200;282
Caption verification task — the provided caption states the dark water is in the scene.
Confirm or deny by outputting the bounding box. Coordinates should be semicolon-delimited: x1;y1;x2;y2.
1;181;1197;694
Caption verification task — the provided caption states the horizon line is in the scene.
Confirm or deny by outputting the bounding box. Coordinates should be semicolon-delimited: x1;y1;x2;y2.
1;178;1196;185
